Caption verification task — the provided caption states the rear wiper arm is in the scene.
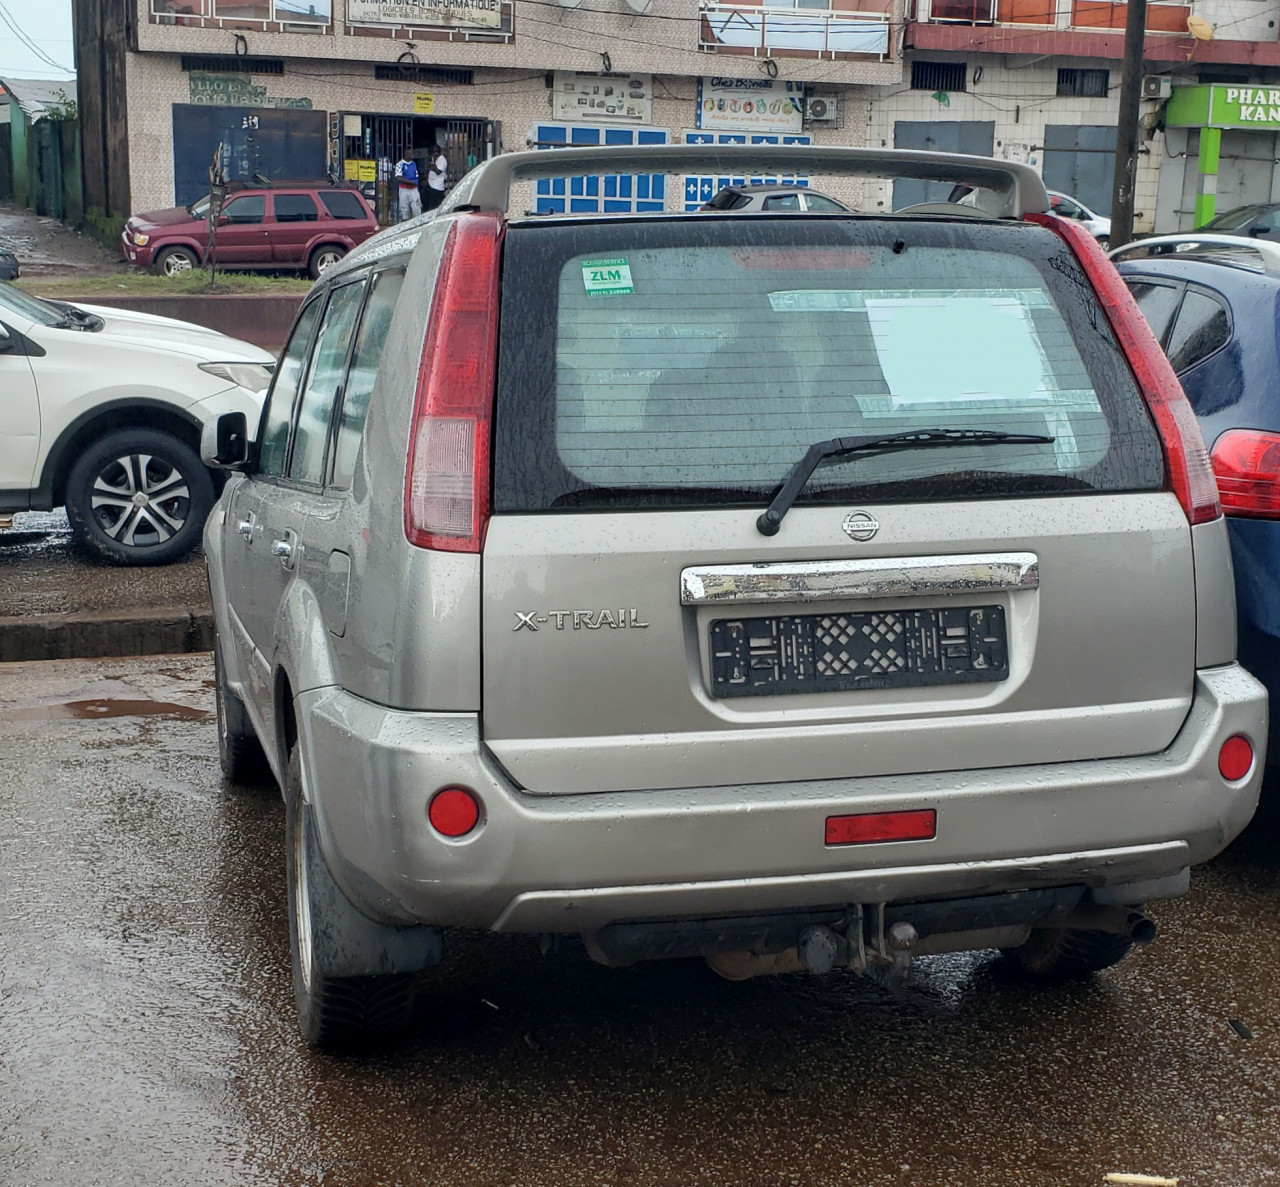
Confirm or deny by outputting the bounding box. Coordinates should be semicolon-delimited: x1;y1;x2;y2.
756;427;1055;537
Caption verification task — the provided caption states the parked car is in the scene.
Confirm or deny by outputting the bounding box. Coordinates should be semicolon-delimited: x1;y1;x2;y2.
203;144;1265;1051
700;182;850;213
1197;202;1280;240
0;280;274;564
1046;190;1111;246
1113;231;1280;755
947;186;1111;245
123;181;378;280
0;248;18;281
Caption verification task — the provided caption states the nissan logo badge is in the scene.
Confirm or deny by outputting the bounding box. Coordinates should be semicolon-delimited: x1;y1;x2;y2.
842;511;879;542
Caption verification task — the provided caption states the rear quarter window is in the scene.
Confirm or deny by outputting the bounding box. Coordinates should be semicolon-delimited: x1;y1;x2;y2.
494;219;1164;512
319;191;369;220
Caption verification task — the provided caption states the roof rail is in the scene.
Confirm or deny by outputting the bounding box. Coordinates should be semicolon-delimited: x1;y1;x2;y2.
1109;233;1280;277
439;145;1049;220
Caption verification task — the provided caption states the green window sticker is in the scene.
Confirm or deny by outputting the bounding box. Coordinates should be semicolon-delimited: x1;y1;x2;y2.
581;257;634;297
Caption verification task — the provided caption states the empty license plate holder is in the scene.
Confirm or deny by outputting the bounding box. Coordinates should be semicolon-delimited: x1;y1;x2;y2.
708;605;1008;698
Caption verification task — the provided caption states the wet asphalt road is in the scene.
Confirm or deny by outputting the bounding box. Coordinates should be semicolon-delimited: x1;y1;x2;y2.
2;655;1279;1187
0;512;208;618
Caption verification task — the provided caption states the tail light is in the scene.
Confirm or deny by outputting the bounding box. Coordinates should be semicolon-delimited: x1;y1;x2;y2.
1026;214;1221;526
404;212;504;552
1210;429;1280;518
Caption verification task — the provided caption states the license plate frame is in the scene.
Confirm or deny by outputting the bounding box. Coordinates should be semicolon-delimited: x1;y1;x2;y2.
708;605;1008;698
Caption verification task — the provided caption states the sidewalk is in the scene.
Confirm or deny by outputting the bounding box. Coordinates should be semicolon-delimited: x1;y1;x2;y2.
0;513;212;662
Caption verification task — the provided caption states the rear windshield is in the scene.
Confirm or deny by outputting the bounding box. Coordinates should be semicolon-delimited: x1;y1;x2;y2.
493;219;1164;512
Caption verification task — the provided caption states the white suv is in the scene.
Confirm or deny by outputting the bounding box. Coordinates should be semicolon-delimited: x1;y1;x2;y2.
0;281;274;564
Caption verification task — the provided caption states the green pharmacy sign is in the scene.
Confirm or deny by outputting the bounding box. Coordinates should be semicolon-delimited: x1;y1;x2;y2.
1166;84;1280;129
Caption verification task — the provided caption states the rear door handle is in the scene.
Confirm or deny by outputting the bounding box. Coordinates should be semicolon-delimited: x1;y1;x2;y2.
272;529;299;570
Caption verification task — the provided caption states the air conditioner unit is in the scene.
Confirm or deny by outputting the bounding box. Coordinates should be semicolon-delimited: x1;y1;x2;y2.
805;96;838;122
1142;75;1172;100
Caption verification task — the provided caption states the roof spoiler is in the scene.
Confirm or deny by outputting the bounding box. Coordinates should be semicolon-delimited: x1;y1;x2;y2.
1109;233;1280;277
439;145;1050;220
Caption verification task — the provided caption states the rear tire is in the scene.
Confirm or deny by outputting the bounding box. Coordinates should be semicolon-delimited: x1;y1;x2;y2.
214;638;272;786
1003;927;1134;981
1096;236;1110;251
65;428;214;565
284;748;417;1051
308;244;346;279
154;245;198;277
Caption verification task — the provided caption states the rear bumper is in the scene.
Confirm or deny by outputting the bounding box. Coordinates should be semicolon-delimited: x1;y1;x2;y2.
296;664;1267;934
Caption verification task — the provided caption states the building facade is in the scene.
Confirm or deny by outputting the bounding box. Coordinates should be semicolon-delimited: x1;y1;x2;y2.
76;0;905;220
72;0;1280;232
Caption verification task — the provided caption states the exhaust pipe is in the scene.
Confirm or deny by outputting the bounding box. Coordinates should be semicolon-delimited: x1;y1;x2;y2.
1060;903;1157;944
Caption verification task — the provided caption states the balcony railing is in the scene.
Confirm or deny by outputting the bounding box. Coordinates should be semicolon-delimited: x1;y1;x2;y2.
700;4;892;59
915;0;1189;30
150;0;332;28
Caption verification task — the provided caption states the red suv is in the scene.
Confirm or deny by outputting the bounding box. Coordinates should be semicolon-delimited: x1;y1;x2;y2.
123;182;379;279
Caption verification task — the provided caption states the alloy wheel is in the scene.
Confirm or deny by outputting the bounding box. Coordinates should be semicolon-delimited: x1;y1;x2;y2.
163;253;194;276
89;453;192;548
315;249;343;274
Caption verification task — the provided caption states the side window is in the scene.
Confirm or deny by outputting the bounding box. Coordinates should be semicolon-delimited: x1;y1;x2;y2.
274;194;319;223
1255;209;1280;236
1123;278;1182;345
319;191;367;220
333;269;406;489
222;194;265;225
288;280;367;485
763;193;802;211
1166;288;1231;374
804;193;845;212
257;299;322;477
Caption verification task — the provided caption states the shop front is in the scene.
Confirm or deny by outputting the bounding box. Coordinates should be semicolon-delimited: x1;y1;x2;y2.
339;108;498;223
1161;85;1280;229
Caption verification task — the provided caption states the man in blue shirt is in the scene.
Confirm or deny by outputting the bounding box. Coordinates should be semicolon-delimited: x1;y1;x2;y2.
394;149;421;222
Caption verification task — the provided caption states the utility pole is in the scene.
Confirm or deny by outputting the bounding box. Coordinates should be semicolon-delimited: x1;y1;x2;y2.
1109;0;1148;249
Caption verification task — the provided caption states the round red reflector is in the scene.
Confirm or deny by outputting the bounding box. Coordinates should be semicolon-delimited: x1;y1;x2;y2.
1218;735;1254;782
428;787;480;837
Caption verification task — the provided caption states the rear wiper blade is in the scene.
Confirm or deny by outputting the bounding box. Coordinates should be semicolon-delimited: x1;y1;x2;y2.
756;427;1055;536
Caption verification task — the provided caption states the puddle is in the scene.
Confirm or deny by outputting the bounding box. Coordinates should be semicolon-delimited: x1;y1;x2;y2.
8;698;211;723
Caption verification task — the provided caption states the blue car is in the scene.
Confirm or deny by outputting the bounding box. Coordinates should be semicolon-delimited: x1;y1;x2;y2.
1115;235;1280;752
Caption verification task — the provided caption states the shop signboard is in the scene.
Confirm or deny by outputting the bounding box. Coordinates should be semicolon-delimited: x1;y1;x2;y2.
552;72;652;124
697;77;804;134
1167;84;1280;129
345;0;502;27
188;72;312;109
413;92;435;114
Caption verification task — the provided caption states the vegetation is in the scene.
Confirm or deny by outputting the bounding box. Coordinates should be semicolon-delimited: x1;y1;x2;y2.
18;271;314;297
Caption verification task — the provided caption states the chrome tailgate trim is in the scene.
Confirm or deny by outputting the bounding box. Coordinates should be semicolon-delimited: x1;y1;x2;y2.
680;552;1039;606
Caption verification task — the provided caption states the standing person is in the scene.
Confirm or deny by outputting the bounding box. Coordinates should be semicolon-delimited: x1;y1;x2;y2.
424;144;448;211
393;149;421;222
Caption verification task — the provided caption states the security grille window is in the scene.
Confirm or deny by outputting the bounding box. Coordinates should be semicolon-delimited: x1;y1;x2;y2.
180;55;285;75
911;61;967;92
1057;68;1109;98
373;65;474;85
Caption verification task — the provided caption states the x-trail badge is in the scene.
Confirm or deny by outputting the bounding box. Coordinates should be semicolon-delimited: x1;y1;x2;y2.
842;511;879;542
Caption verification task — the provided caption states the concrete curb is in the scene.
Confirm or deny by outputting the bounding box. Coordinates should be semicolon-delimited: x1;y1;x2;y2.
0;605;214;663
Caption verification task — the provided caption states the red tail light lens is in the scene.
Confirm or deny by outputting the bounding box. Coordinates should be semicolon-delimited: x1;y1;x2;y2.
428;787;481;837
405;212;504;552
1210;429;1280;518
1025;214;1221;526
1218;735;1254;782
825;809;937;846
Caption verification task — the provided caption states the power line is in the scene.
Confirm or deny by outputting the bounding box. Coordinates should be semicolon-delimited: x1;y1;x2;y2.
0;0;73;73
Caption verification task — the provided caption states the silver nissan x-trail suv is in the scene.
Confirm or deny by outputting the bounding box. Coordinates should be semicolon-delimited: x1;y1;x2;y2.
203;146;1268;1050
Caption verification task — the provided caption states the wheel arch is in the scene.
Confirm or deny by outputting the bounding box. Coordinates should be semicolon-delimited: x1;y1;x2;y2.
153;239;206;264
35;399;205;510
